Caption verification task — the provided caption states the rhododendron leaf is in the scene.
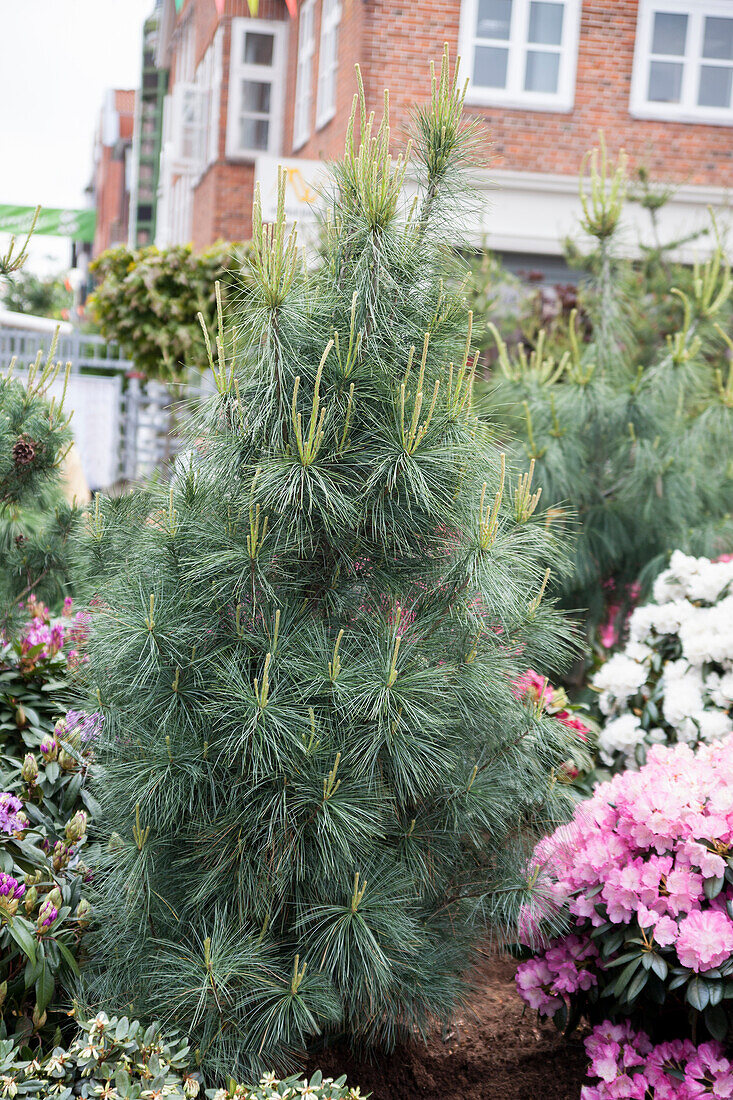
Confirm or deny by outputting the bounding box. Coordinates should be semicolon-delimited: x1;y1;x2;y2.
35;960;54;1014
648;954;668;980
704;1003;728;1040
687;977;710;1011
668;969;692;991
625;968;649;1003
606;951;644;969
7;916;36;964
704;875;725;900
56;941;80;976
614;956;642;996
707;979;724;1006
600;929;625;956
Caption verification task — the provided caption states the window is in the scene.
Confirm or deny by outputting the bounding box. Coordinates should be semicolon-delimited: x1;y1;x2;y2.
171;83;208;168
196;28;223;169
293;0;316;149
458;0;581;110
226;18;287;159
631;1;733;123
316;0;342;128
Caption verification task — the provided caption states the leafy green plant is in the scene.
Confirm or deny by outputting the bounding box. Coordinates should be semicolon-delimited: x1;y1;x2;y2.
88;242;249;382
208;1071;365;1100
1;271;73;322
76;54;582;1083
1;1014;362;1099
2;1011;196;1098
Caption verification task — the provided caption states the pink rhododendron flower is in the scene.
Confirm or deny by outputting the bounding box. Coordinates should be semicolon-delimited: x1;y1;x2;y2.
516;740;733;1024
512;669;553;705
676;909;733;972
584;1025;733;1100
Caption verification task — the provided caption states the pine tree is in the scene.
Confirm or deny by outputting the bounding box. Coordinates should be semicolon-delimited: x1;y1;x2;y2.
0;218;78;618
485;140;733;644
79;54;582;1082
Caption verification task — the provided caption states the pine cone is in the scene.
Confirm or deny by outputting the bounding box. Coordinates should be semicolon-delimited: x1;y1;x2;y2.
12;435;38;467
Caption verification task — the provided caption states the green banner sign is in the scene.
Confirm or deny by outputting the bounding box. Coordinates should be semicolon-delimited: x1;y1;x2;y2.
0;205;96;243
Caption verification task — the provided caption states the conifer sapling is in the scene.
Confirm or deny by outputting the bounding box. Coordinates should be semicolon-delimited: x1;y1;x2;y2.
80;53;583;1082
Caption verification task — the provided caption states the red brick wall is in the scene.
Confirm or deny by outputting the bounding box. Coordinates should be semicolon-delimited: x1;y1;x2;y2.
283;0;366;160
192;162;256;245
168;0;287;241
281;0;732;185
167;0;732;250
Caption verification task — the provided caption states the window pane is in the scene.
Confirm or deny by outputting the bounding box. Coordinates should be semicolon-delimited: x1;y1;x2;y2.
648;59;683;101
243;32;274;66
651;12;687;56
240;116;270;150
524;49;560;92
528;2;564;46
698;64;732;107
473;45;509;86
476;0;512;40
703;17;733;61
241;79;271;113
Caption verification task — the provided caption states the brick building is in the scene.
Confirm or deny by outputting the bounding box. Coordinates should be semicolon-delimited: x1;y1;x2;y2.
90;89;137;258
151;0;733;261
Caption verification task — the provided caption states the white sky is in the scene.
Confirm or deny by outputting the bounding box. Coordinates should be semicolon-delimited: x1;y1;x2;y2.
0;0;154;276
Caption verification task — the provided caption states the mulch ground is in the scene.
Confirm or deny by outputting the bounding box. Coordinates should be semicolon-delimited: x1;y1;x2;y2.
313;954;588;1100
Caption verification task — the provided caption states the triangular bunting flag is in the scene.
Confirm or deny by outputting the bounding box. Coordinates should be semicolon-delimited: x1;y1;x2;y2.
284;0;297;16
214;0;225;12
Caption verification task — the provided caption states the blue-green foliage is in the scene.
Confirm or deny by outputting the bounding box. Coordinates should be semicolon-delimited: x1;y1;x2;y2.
77;54;584;1082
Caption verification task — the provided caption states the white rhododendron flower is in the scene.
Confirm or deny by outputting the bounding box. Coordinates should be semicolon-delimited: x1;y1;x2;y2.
593;552;733;771
598;713;645;765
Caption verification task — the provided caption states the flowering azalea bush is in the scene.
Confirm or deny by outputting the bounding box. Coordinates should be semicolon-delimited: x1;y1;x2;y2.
0;597;100;1045
581;1020;733;1099
1;1011;363;1100
516;739;733;1043
592;551;733;771
0;595;99;829
0;781;92;1044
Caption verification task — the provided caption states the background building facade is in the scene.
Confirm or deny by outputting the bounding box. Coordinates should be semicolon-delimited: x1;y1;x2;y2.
121;0;733;261
89;89;137;257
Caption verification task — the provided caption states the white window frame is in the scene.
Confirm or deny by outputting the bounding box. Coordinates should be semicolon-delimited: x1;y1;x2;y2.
226;17;287;161
316;0;342;129
194;27;223;175
458;0;581;112
170;82;208;170
630;0;733;125
293;0;316;149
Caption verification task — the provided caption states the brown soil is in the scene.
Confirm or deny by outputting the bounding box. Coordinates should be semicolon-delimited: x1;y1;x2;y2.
313;954;588;1100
